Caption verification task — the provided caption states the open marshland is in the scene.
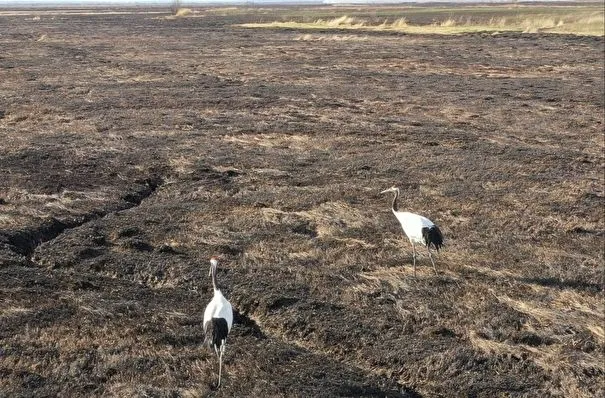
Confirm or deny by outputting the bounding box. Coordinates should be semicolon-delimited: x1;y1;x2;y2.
0;3;603;397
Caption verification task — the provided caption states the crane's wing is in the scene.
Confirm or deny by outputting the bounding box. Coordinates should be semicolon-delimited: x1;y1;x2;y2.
221;301;233;331
204;318;230;352
422;225;444;250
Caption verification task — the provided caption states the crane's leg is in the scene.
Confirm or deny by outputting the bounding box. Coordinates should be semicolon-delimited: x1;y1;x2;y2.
427;247;437;275
217;340;227;388
411;242;417;277
217;345;223;388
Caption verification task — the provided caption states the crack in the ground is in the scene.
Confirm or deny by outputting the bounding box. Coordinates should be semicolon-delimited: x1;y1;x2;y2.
0;175;163;262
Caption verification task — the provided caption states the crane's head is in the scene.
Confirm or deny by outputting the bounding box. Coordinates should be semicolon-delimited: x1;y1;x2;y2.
209;256;220;277
380;186;399;195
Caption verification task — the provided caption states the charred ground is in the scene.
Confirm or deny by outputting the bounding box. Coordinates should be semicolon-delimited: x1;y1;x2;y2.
0;5;603;398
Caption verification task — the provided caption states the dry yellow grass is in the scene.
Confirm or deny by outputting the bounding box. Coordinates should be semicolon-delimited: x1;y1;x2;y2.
321;15;355;27
439;18;458;27
295;33;368;41
240;9;604;36
164;8;195;20
174;8;192;17
391;17;408;29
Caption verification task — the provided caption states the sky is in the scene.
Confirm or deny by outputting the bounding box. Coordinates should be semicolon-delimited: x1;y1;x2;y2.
3;0;304;6
0;0;565;6
2;0;303;5
0;0;582;7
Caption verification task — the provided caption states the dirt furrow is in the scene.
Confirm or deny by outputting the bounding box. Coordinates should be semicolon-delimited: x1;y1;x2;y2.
0;176;163;260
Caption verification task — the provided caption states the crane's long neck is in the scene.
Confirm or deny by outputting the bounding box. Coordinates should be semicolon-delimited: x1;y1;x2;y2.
211;264;219;292
391;189;399;212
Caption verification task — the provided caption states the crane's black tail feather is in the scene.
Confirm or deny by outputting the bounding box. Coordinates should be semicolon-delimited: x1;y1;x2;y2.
204;318;229;352
422;226;444;251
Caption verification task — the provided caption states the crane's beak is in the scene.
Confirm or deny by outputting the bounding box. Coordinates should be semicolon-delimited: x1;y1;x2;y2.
380;188;391;194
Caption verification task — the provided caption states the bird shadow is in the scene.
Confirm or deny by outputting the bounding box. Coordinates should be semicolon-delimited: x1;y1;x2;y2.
233;309;266;340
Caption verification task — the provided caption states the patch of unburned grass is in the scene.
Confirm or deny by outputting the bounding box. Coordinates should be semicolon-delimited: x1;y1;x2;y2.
240;7;604;36
174;8;193;17
164;8;199;20
294;33;368;41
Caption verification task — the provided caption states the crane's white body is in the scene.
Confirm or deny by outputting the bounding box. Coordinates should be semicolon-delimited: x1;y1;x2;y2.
393;211;436;245
203;257;233;388
203;290;233;336
381;187;444;276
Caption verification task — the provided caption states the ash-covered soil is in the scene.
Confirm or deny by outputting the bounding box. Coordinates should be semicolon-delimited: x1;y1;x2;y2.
0;6;603;398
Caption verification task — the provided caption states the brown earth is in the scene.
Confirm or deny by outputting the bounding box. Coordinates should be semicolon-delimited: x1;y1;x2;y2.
0;6;603;398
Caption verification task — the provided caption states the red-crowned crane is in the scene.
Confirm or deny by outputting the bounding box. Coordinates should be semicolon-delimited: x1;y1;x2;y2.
380;186;444;276
203;256;233;388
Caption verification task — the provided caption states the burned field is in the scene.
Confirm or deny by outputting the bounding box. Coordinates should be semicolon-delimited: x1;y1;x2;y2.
0;6;603;397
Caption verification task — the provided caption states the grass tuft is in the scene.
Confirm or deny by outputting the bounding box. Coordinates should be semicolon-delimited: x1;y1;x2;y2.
391;17;408;28
318;15;365;28
439;18;458;27
164;8;194;20
174;8;192;17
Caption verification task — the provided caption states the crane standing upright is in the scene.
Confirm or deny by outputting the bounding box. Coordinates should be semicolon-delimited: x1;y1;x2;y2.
203;256;233;388
381;186;444;276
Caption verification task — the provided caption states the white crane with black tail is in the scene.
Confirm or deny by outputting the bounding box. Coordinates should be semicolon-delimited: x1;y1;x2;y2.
203;256;233;388
380;187;444;276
